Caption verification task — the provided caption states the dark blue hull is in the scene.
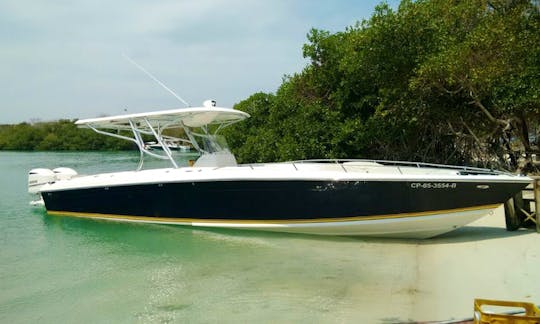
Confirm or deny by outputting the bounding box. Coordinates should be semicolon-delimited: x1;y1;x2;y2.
42;179;527;221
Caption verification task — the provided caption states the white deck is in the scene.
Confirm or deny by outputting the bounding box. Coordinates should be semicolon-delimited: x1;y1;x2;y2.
39;162;529;192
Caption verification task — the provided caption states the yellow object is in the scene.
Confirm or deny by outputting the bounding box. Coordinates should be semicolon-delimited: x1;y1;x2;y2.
474;299;540;324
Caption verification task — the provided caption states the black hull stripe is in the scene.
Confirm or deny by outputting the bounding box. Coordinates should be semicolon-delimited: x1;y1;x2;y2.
43;180;525;221
46;204;500;224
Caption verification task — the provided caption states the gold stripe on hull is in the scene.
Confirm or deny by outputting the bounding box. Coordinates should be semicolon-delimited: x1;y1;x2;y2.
46;204;500;225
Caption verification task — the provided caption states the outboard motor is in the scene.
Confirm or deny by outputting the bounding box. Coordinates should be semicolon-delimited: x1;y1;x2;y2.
53;167;78;181
28;167;78;194
28;168;55;194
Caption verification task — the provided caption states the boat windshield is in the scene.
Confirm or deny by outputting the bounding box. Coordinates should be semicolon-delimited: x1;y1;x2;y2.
197;134;230;154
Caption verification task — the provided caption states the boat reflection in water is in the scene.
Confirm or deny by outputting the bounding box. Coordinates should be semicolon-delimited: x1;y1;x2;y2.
28;100;531;238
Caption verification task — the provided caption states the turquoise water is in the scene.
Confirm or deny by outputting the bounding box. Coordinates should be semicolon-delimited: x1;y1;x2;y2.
0;152;431;323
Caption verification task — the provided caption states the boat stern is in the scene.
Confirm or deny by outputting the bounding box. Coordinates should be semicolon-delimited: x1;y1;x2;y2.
28;167;78;206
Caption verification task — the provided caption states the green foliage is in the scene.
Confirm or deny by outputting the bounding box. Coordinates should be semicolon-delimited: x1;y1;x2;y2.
0;120;134;151
224;0;540;171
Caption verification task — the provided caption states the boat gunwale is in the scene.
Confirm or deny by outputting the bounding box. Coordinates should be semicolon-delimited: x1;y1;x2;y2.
289;158;518;176
39;169;531;193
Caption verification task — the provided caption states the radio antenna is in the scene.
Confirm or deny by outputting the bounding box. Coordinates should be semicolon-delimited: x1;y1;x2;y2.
122;53;190;107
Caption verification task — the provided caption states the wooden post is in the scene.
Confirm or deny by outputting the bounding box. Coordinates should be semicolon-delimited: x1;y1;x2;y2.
504;195;521;231
535;178;540;233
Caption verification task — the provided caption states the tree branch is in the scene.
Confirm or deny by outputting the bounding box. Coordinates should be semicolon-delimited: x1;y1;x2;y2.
461;118;483;147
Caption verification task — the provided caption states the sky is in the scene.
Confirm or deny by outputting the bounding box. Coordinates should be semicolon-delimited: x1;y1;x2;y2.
0;0;399;124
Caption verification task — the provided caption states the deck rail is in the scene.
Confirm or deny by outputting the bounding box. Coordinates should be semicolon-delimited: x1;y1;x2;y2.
289;159;514;176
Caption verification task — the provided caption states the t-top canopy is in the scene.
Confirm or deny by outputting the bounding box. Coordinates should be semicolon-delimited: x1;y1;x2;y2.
75;106;250;130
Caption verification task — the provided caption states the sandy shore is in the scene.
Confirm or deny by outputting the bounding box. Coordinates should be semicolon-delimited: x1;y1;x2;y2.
402;205;540;322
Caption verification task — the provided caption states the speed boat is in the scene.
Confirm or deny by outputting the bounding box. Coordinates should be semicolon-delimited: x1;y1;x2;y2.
28;100;531;238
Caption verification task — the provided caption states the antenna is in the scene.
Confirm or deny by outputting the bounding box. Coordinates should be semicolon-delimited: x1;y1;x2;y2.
122;53;190;107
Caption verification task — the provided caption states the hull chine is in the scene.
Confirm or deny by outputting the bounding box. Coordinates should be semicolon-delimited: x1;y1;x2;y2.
46;204;499;239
